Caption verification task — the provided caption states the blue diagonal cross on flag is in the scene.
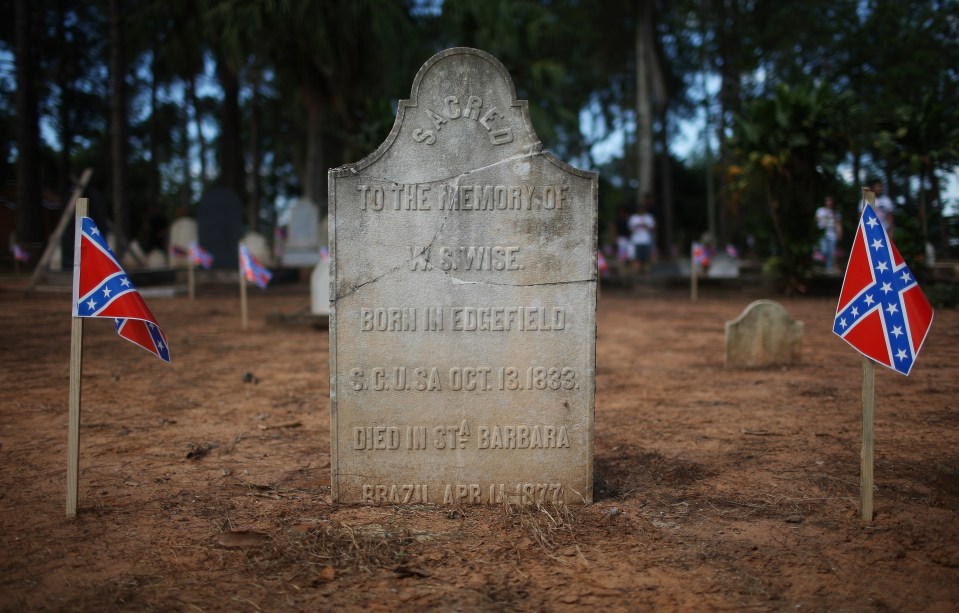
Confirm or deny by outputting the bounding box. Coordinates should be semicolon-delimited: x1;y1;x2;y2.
239;243;272;289
833;203;933;375
73;217;171;362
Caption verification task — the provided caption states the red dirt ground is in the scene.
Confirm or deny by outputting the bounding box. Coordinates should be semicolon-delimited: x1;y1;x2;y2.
1;280;957;611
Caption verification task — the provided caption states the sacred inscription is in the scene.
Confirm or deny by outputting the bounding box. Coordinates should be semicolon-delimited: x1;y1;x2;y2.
329;48;597;504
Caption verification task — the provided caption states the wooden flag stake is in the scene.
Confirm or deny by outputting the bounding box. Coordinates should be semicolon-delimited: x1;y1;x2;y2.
239;243;249;330
188;256;196;300
861;356;875;521
66;198;89;517
859;186;877;521
690;248;699;302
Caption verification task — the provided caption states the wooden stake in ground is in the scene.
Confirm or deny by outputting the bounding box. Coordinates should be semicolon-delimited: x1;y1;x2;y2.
239;243;249;330
690;246;699;302
188;256;196;300
858;187;877;521
66;198;89;517
861;356;875;521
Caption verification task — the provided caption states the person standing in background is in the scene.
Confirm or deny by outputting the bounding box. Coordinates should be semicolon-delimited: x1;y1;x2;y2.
868;180;895;232
628;194;656;274
815;196;841;273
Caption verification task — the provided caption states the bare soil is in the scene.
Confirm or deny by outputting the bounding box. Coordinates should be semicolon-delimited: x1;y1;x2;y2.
1;280;957;612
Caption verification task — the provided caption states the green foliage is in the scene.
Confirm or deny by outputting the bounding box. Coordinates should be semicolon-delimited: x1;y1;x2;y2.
730;81;856;291
3;0;958;267
925;283;959;309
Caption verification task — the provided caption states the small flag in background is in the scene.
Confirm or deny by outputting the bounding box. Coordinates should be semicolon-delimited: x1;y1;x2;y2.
692;242;709;268
189;242;213;269
73;217;170;362
239;244;272;289
596;250;609;276
833;203;933;375
11;243;29;263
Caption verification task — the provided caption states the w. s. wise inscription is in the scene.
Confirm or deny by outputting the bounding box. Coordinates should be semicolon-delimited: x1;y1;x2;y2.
329;48;597;504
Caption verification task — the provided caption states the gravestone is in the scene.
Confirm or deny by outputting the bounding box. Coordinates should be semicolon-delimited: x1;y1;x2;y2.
707;252;740;278
281;198;321;267
329;48;597;505
725;300;803;368
168;217;197;268
197;187;242;270
311;253;331;316
243;231;273;266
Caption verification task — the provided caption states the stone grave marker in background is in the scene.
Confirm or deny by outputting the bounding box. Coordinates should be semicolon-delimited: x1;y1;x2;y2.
311;255;331;316
243;231;273;265
725;300;803;368
197;187;242;270
329;48;598;504
168;217;197;268
707;252;740;278
281;197;321;267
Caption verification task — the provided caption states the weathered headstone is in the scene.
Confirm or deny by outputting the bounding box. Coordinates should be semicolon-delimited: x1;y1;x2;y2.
281;197;321;267
707;252;740;278
197;187;242;270
168;217;198;268
311;256;331;316
329;48;597;505
243;231;273;266
725;300;803;368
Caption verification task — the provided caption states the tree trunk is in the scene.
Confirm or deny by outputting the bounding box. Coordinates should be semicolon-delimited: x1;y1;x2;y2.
14;0;43;244
179;110;192;212
109;0;129;253
714;0;741;246
216;59;244;198
56;0;73;205
247;66;262;231
148;41;160;216
658;110;674;257
188;76;208;188
303;91;330;215
635;0;654;201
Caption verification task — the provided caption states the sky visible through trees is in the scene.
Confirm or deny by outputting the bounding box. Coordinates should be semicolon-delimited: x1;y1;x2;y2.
2;0;958;288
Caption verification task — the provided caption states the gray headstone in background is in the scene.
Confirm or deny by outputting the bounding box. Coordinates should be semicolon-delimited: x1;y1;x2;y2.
329;48;597;505
281;197;321;267
197;187;243;270
311;256;331;316
243;231;272;266
725;300;803;368
168;217;197;268
707;252;740;278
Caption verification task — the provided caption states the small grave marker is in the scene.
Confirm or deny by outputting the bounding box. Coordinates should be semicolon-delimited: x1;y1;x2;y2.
725;300;803;368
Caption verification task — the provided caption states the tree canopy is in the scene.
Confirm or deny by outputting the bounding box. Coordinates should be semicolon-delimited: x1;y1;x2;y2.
3;0;958;284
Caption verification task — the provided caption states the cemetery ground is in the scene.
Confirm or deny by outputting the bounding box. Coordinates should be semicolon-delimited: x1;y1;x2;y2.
1;280;958;612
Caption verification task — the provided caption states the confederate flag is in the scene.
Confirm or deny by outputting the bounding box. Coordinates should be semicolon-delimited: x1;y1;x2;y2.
833;203;933;375
239;244;272;289
72;217;171;362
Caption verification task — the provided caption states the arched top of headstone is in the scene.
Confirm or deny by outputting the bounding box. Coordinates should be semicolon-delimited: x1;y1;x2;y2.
725;300;804;368
332;47;591;184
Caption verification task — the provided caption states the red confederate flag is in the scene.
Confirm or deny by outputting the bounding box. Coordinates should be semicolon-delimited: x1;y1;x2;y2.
72;217;171;362
833;203;933;375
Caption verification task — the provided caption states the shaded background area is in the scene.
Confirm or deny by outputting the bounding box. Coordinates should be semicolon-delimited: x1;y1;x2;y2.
2;0;959;290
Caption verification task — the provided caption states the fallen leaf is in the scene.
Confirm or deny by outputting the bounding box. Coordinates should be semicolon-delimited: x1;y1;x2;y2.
317;565;335;582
